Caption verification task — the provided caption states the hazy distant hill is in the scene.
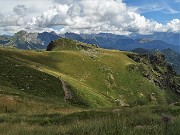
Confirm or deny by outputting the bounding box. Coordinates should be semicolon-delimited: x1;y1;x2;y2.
0;35;11;45
131;32;180;46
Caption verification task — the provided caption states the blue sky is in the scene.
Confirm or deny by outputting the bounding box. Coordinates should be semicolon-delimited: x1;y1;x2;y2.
124;0;180;24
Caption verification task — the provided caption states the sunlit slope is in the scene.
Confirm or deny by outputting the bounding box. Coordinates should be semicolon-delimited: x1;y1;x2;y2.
0;39;179;107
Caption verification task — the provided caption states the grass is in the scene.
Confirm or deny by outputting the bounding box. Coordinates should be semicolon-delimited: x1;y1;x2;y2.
0;106;180;135
0;46;179;107
0;50;90;114
47;38;97;51
0;40;180;135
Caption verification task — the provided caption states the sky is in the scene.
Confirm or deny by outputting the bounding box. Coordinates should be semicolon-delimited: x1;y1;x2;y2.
0;0;179;35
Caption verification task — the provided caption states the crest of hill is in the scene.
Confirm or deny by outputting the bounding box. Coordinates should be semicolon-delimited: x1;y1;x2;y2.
46;38;99;51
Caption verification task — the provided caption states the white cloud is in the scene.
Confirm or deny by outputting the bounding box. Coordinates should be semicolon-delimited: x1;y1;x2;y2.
30;4;69;27
0;0;179;35
54;0;80;5
134;2;179;15
0;14;25;27
166;19;180;32
13;5;29;16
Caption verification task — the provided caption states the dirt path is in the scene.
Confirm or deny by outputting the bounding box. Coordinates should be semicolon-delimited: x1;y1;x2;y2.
61;80;73;101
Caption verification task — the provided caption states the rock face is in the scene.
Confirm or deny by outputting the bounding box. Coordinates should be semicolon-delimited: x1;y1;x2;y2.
4;30;60;50
127;53;180;94
9;30;43;49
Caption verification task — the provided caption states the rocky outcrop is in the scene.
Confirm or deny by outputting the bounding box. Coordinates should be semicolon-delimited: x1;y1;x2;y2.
127;53;180;94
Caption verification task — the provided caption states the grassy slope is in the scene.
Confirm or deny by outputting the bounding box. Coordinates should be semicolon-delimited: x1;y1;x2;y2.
0;39;180;135
0;49;88;116
0;45;178;108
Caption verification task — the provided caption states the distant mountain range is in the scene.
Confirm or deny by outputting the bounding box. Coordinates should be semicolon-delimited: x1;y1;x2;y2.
63;32;180;52
0;31;179;52
131;32;180;46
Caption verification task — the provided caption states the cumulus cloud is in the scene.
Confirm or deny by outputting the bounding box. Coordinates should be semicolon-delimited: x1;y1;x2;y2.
166;19;180;32
0;14;25;27
29;0;165;35
28;4;69;28
13;5;29;16
0;0;180;35
0;5;28;31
